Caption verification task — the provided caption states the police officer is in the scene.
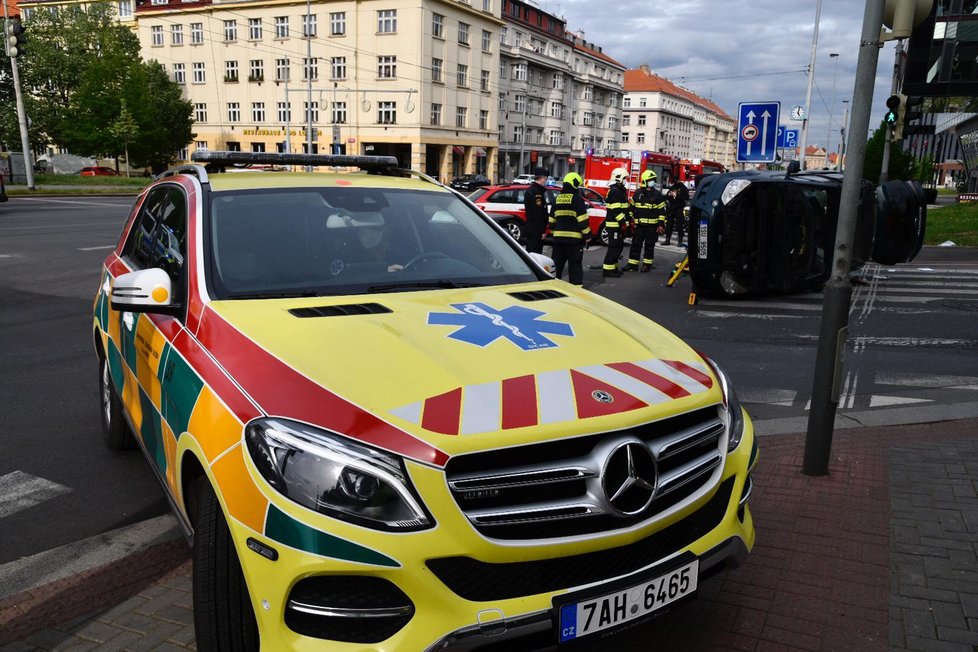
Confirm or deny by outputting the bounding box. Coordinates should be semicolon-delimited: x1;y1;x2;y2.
523;167;551;254
549;172;591;285
664;175;690;246
625;170;667;272
601;167;629;277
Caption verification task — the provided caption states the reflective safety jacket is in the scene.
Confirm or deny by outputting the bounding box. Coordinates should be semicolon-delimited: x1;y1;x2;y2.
631;186;668;226
605;183;629;230
549;185;591;243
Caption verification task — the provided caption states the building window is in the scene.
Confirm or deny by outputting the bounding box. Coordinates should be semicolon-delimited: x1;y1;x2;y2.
622;115;630;126
432;13;443;38
513;62;526;81
224;60;238;82
228;103;240;123
275;58;289;81
248;18;262;40
252;102;265;123
514;94;525;113
118;0;132;18
582;111;593;126
480;110;488;130
483;0;490;10
249;60;264;82
275;16;289;39
192;62;205;83
223;20;237;42
638;114;646;126
458;22;469;45
480;70;490;91
622;133;630;144
301;143;318;154
190;22;203;44
331;101;347;124
513;125;523;143
177;148;188;161
431;58;442;83
173;63;186;84
251;143;266;153
639;98;647;108
193;103;206;122
330;56;346;80
431;103;441;125
623;97;631;108
304;102;319;123
482;29;491;51
227;141;241;152
552;73;563;89
277;102;291;122
303;57;317;80
583;86;592;101
551;102;562;118
637;133;645;144
378;55;396;79
151;25;163;46
549;130;561;146
330;12;345;35
377;9;396;33
170;24;183;45
456;64;468;87
378;101;396;124
456;107;467;128
608;116;618;131
500;26;508;45
196;141;208;151
302;14;317;37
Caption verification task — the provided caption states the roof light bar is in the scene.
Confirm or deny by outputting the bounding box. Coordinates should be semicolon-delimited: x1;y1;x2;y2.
191;150;400;171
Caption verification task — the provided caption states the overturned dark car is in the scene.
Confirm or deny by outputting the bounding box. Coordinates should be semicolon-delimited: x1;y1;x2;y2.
686;168;926;298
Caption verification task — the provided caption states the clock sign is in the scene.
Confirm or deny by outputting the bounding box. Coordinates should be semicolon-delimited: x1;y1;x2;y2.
790;105;806;121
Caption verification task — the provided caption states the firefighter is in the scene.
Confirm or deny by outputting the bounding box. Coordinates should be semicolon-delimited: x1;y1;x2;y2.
601;167;629;277
625;170;667;272
664;175;690;246
523;167;551;254
549;172;591;285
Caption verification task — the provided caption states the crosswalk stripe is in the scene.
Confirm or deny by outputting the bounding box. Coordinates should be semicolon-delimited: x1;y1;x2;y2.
0;471;72;519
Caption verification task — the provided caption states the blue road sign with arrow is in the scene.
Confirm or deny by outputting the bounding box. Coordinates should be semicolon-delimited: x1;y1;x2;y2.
737;102;780;163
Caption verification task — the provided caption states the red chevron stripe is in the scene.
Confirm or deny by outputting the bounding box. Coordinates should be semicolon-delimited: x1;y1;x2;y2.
607;361;691;399
171;328;261;425
422;388;462;436
571;370;647;419
663;360;714;389
197;307;450;466
501;375;538;430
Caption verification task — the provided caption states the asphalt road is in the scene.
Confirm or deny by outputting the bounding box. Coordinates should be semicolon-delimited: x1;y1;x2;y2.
1;195;976;565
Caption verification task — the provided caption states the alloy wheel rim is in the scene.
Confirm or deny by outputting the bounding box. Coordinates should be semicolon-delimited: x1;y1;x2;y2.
101;362;112;425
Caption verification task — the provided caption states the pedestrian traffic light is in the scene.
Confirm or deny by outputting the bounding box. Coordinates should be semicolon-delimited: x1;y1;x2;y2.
4;19;25;58
885;94;905;139
901;96;934;136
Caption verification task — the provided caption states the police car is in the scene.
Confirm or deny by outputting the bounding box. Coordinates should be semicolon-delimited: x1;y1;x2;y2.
94;151;756;650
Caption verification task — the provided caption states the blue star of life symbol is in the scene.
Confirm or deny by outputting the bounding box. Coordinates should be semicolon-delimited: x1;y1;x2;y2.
428;302;574;350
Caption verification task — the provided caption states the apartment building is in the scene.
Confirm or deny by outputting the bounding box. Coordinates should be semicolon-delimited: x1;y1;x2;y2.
497;0;623;181
622;65;735;169
132;0;502;182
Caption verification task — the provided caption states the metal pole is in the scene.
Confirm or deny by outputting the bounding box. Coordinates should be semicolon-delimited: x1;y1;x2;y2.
826;53;839;166
879;40;902;184
518;101;526;175
837;102;849;171
803;0;885;476
3;9;34;189
305;0;313;168
797;0;822;171
284;79;291;152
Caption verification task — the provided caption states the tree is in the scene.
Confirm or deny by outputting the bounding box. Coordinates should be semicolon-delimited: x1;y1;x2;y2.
110;100;138;177
123;62;194;174
862;121;915;184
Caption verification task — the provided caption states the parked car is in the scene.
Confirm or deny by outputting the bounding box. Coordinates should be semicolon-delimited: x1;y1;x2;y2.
512;173;557;186
468;183;613;244
687;167;926;298
79;166;119;177
448;173;491;191
94;150;756;651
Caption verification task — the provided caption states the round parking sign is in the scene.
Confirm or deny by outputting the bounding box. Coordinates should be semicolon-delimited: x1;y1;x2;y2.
741;124;759;142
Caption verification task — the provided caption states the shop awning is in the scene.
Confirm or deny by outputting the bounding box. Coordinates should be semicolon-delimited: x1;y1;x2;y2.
937;160;964;171
452;145;465;154
475;147;487;157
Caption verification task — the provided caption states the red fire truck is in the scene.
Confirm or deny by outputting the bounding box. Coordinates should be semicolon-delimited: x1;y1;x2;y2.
583;151;722;196
673;158;725;184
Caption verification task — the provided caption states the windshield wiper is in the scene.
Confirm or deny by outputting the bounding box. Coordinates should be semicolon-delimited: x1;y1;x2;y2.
227;290;325;300
366;280;487;293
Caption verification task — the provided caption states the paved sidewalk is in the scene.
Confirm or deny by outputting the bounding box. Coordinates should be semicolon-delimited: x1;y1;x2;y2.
2;419;976;651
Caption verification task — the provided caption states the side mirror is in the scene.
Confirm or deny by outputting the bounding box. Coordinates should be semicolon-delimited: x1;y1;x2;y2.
785;160;801;177
111;268;179;314
528;252;555;276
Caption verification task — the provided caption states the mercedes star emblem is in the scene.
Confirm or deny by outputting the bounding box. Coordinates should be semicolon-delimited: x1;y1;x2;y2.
602;441;658;516
591;390;614;404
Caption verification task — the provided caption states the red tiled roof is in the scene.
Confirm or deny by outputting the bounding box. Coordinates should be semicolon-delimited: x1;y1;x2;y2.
572;41;624;68
624;68;733;121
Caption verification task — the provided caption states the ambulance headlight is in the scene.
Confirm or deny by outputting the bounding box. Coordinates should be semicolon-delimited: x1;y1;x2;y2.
245;418;432;531
701;357;746;452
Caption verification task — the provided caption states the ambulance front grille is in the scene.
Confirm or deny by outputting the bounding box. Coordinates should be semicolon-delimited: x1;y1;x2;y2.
444;405;726;540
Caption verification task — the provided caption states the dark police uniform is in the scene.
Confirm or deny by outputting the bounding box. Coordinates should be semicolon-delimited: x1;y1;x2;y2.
601;181;629;277
549;183;591;285
664;181;690;246
626;185;667;271
523;180;551;254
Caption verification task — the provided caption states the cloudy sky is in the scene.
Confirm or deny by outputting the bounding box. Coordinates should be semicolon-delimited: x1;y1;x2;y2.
547;0;899;156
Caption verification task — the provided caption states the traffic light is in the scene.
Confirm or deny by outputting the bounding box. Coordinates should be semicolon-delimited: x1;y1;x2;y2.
902;96;935;136
4;18;25;58
885;94;906;139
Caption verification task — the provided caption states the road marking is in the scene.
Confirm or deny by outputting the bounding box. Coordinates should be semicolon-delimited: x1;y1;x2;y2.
0;221;122;232
14;198;133;208
876;373;978;388
693;311;806;320
739;388;798;404
0;471;71;519
78;245;116;251
0;254;11;259
867;396;933;408
697;299;822;311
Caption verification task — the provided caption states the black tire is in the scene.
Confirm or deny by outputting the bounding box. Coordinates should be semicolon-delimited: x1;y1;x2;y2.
99;354;136;450
503;219;523;243
192;476;260;652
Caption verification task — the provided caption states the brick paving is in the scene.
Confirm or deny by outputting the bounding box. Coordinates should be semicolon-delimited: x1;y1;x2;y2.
2;420;976;651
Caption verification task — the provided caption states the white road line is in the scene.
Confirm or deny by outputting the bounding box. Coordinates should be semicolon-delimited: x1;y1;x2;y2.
0;471;72;519
14;198;133;207
0;221;122;232
696;300;823;311
867;396;932;408
880;287;978;295
693;311;806;319
78;245;116;251
0;254;12;259
876;373;978;388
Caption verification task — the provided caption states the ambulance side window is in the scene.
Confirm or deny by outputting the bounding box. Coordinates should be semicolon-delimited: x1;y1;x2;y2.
123;188;168;269
121;186;188;303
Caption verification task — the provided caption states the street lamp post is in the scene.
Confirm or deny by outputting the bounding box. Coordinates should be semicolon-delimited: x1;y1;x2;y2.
826;52;839;167
797;0;823;171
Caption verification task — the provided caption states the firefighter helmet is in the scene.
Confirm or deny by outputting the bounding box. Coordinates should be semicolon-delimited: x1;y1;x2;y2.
610;168;629;185
640;169;657;184
563;172;583;188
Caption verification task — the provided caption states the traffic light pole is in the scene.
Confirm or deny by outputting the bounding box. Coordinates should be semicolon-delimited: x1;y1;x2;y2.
880;41;903;184
2;9;34;190
803;0;885;476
